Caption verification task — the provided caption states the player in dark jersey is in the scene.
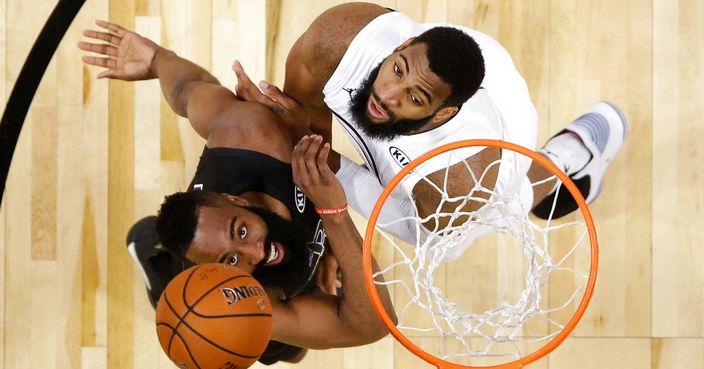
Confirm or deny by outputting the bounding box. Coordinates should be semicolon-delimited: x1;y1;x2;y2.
79;20;395;365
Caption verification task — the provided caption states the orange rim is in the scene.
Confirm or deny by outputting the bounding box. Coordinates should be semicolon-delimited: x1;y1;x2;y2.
362;139;598;369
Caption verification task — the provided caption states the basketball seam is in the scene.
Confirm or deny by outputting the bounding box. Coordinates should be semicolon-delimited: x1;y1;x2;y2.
161;294;205;369
156;322;177;330
162;294;212;369
179;318;260;359
170;329;205;369
188;312;272;319
164;266;202;356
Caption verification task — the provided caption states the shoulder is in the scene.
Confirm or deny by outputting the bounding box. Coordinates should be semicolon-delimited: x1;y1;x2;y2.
206;101;293;162
310;2;390;30
301;3;391;77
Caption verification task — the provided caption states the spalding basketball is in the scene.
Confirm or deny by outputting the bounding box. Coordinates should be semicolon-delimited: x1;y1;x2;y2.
155;263;273;369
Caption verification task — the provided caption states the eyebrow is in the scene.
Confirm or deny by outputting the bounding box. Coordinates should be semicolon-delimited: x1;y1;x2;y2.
229;216;237;241
400;54;433;104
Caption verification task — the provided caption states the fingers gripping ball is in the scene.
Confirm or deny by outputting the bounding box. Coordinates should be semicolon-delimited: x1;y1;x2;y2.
155;264;273;369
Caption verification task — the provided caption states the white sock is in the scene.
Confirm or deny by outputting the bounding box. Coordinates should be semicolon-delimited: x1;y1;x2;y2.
540;132;591;175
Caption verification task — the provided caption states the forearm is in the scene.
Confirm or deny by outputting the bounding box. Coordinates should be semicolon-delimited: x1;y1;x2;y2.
151;47;221;117
321;211;396;338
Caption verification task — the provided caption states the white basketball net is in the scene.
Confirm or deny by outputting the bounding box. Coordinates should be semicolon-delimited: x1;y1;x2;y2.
370;145;594;367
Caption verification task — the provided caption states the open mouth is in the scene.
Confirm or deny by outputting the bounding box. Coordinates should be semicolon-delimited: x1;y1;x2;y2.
263;241;284;266
367;95;389;120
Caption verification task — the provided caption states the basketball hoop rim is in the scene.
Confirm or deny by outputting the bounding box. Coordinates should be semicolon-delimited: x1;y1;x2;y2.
362;139;599;369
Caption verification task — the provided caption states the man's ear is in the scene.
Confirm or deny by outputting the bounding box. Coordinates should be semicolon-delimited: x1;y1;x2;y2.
432;106;459;124
222;193;249;206
394;37;416;52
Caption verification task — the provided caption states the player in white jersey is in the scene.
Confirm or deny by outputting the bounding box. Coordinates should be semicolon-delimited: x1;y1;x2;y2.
319;11;537;242
233;3;627;244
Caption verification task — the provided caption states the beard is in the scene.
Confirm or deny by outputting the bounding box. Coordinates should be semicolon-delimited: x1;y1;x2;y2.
348;60;435;141
245;206;319;298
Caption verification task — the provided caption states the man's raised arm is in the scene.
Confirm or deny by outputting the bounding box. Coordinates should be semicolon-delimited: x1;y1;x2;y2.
79;20;238;140
269;135;397;349
232;3;390;140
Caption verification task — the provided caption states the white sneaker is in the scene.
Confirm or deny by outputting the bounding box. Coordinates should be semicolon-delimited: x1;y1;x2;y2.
532;102;628;219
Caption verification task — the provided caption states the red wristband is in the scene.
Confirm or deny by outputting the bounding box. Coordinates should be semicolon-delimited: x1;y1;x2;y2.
315;203;348;215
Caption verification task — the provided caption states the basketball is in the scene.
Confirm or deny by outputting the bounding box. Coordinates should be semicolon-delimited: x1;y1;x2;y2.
155;263;273;369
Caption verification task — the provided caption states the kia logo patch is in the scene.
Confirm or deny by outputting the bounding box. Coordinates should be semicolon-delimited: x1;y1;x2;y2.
389;146;411;167
294;186;306;213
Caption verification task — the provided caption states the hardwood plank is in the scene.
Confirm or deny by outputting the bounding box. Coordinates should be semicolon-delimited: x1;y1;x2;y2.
342;337;395;369
131;258;165;369
3;124;33;369
182;0;212;174
392;336;438;369
652;0;704;338
549;0;653;338
651;338;704;369
81;347;107;369
265;0;281;81
158;2;184;162
5;0;33;90
447;0;499;33
55;101;85;369
395;0;446;23
547;0;579;136
134;190;161;222
496;0;551;142
81;194;100;347
30;107;57;260
56;6;84;107
211;0;244;89
134;16;162;192
0;0;5;106
106;1;136;368
29;260;58;369
4;1;35;368
159;96;184;162
160;160;186;196
135;0;159;17
0;190;4;369
28;2;60;261
549;338;650;369
79;0;111;348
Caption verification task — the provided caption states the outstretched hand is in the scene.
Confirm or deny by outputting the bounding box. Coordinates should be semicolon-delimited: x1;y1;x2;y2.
292;135;346;210
232;61;311;137
78;20;160;80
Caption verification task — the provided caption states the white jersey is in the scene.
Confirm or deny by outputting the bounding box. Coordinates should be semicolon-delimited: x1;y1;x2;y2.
325;11;538;247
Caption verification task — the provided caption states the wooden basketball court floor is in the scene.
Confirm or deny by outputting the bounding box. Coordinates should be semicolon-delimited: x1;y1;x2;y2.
0;0;702;368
